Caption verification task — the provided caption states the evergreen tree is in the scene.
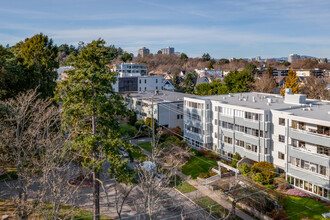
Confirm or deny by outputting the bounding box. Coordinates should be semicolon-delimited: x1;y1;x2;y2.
202;53;211;61
56;39;130;220
121;53;133;63
280;68;299;95
180;53;188;61
183;72;196;93
224;69;254;93
14;33;59;98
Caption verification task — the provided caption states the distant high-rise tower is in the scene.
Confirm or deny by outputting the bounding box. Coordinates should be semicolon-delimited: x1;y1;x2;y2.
256;56;261;61
161;46;175;55
288;54;300;63
138;47;150;57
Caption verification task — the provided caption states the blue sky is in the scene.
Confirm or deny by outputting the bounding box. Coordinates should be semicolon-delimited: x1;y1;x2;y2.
1;0;330;58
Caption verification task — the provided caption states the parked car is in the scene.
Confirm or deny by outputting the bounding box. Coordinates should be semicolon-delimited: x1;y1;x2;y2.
119;148;128;157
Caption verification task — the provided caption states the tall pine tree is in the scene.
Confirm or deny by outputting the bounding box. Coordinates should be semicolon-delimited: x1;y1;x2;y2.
280;67;299;95
56;39;129;220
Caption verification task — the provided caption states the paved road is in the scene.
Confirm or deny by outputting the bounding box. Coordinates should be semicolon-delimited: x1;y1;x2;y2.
131;137;255;220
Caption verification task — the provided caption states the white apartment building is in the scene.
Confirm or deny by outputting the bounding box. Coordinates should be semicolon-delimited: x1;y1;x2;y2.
195;68;223;78
111;63;147;77
183;89;330;201
56;66;74;82
288;54;300;63
138;76;164;92
138;47;150;57
161;46;175;55
124;91;196;129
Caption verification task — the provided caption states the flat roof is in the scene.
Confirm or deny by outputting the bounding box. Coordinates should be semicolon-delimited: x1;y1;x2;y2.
124;91;198;103
189;92;330;121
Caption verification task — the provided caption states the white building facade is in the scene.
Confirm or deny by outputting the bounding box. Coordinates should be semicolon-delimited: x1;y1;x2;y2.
183;89;330;201
111;63;147;77
138;76;164;92
124;91;196;129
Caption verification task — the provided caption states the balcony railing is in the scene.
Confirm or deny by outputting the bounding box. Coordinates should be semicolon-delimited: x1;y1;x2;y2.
290;145;329;159
291;127;330;137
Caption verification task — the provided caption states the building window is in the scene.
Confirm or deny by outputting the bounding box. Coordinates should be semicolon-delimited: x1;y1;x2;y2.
279;118;285;126
180;115;183;119
139;87;141;91
278;152;285;160
215;132;218;138
279;135;285;143
177;115;180;119
144;87;146;91
214;119;217;125
224;136;232;144
145;79;146;83
156;79;158;83
156;86;158;90
139;79;141;84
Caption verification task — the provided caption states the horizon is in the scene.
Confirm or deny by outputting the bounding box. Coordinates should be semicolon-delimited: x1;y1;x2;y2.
1;0;330;59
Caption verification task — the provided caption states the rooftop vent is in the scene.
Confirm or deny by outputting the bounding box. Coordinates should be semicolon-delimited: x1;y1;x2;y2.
267;98;272;103
252;96;256;102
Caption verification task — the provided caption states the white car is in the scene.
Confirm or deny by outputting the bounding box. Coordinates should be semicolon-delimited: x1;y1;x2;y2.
119;148;128;157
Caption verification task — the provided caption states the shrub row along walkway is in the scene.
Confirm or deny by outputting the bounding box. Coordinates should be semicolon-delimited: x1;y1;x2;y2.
132;139;255;220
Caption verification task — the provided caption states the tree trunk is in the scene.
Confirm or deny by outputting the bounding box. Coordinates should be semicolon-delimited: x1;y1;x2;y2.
93;168;100;220
92;85;100;220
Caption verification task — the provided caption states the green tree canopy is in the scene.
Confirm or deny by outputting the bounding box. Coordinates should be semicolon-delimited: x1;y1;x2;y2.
183;72;196;93
120;52;133;63
180;53;188;61
56;39;131;219
195;80;228;96
0;45;22;100
224;69;254;93
202;53;211;61
207;59;216;69
14;33;59;98
244;63;258;75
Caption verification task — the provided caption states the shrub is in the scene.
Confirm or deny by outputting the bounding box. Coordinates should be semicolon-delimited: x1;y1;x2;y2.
198;168;218;179
197;149;208;156
128;110;137;126
231;153;241;168
251;161;276;184
135;119;145;130
252;173;265;183
238;163;250;176
274;177;290;191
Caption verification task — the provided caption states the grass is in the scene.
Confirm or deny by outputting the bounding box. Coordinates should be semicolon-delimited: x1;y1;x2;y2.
181;150;217;179
137;142;152;153
175;180;197;194
131;146;148;162
285;196;329;220
0;200;110;220
193;196;241;219
0;168;18;181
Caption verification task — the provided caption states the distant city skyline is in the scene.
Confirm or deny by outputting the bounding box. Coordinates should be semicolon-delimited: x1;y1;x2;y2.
1;0;330;58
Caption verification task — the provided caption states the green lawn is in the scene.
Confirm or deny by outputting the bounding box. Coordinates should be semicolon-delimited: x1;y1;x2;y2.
0;201;110;220
194;196;239;219
175;180;197;194
138;142;152;153
285;196;329;220
131;146;148;162
181;152;217;179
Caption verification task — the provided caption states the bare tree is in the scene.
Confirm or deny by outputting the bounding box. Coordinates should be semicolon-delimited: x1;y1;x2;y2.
300;75;330;100
0;90;81;219
252;73;276;93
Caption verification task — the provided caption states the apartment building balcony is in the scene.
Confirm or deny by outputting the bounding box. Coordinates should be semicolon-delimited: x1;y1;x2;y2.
288;164;329;187
289;145;329;167
289;128;330;147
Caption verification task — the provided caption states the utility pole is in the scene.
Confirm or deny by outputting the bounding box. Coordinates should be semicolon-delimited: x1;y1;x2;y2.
151;96;155;159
